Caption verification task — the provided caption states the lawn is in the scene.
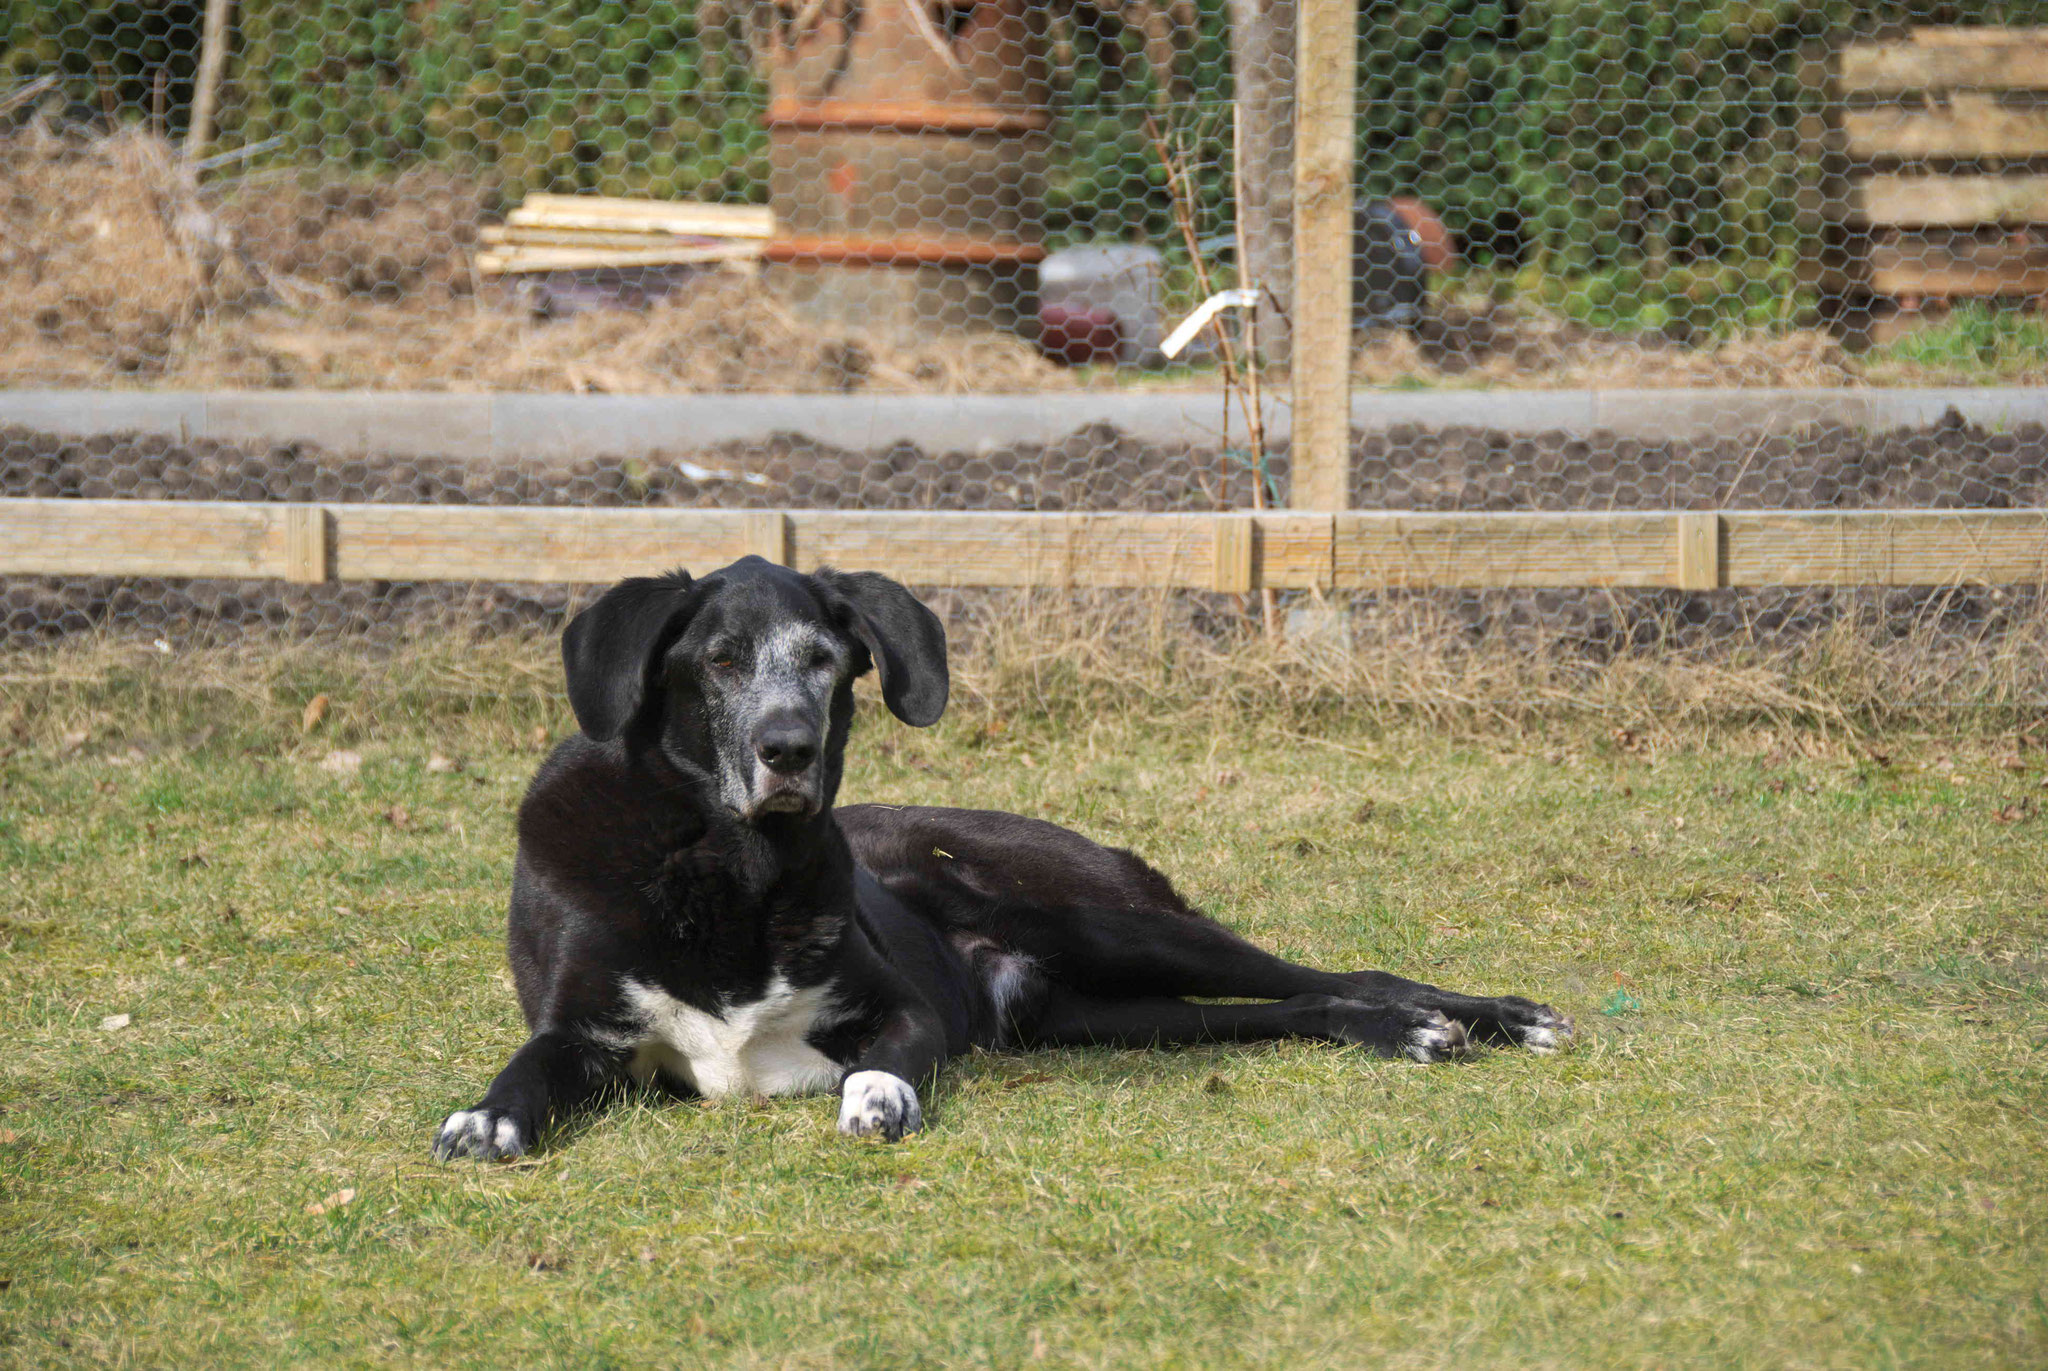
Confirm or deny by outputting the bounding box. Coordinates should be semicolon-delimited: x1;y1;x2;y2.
2;664;2044;1368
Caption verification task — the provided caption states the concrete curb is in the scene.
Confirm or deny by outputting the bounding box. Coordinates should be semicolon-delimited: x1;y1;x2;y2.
3;386;2045;460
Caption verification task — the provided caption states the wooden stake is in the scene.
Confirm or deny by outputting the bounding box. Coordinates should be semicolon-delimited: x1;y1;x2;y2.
1290;0;1355;512
185;0;235;160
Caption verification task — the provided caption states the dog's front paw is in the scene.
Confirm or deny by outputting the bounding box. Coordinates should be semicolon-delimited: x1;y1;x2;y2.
837;1071;922;1141
433;1107;532;1161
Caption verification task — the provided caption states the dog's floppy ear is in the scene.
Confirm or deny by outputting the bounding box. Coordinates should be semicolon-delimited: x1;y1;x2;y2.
561;571;696;741
814;569;949;727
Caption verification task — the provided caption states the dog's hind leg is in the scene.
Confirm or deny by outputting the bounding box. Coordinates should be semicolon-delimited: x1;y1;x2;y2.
433;1028;625;1161
1019;986;1470;1063
1334;971;1573;1053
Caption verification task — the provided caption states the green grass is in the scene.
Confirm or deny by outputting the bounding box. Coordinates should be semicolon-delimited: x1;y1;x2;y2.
3;673;2045;1368
1865;302;2048;386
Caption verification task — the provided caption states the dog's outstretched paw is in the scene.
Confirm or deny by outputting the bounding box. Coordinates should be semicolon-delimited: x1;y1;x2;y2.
1402;1009;1472;1063
838;1070;922;1142
1509;1005;1574;1054
433;1107;531;1161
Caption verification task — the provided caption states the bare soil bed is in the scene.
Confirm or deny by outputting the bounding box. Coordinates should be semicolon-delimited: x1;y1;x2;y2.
1;415;2042;669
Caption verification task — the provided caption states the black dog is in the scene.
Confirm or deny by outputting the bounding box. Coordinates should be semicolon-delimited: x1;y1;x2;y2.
434;558;1570;1158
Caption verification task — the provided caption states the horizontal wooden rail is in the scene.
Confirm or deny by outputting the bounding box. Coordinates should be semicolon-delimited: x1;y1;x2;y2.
1;501;2045;590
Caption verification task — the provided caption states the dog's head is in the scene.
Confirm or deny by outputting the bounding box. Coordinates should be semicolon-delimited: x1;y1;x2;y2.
559;557;948;823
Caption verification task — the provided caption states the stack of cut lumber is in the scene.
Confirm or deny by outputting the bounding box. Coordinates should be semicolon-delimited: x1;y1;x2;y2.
1812;26;2048;301
477;195;776;275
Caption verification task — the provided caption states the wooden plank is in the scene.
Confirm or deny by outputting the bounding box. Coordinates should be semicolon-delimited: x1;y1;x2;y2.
1676;513;1722;591
1842;97;2048;159
3;501;2044;591
786;512;1218;588
508;198;775;238
477;243;764;275
1723;510;2048;586
326;506;757;584
744;511;790;566
284;506;330;584
1212;516;1254;593
521;194;774;225
1256;515;1335;591
1839;42;2048;95
0;499;285;578
1333;512;1681;590
480;226;732;250
1868;233;2048;295
1290;0;1356;512
1911;27;2048;47
1851;174;2048;226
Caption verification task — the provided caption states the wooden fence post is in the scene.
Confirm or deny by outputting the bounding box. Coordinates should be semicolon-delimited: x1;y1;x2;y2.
1289;0;1356;511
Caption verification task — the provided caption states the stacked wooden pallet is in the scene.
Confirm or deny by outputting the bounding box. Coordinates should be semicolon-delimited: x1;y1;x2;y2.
1816;26;2048;304
476;195;775;275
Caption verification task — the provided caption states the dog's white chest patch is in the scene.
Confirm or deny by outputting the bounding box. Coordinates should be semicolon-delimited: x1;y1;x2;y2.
615;976;845;1099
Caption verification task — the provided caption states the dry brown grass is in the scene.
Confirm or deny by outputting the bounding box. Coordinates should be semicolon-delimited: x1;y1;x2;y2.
1350;304;1867;390
0;126;1068;394
5;586;2041;752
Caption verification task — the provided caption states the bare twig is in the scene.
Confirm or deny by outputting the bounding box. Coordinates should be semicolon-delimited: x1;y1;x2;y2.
0;74;58;118
901;0;968;75
1232;101;1278;638
185;0;236;159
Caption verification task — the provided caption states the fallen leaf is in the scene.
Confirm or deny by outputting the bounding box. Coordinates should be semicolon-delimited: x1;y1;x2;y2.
300;694;331;734
525;1251;567;1272
426;753;459;774
319;750;362;776
99;1013;130;1031
384;804;412;830
304;1188;357;1216
1993;802;2033;825
530;725;549;749
0;1129;18;1144
59;728;88;754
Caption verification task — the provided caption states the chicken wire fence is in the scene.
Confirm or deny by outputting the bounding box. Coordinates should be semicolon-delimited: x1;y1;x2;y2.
2;3;2047;701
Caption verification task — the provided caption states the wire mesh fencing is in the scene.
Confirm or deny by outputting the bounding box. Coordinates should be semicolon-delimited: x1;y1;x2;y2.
2;4;2046;703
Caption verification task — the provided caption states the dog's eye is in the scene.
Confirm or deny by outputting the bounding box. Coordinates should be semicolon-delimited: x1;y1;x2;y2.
708;652;737;671
807;650;834;671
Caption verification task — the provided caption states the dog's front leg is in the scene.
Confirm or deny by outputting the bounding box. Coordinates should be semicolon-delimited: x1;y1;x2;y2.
838;1006;947;1142
433;1028;619;1161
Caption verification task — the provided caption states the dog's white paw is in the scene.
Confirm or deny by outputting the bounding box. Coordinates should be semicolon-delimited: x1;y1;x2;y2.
433;1107;531;1161
1511;1007;1574;1055
837;1071;922;1141
1403;1009;1472;1063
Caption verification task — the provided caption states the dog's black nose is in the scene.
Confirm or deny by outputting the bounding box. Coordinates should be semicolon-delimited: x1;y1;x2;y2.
755;723;819;775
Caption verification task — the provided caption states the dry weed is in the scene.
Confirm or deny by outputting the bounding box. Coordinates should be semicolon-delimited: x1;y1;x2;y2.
0;126;1066;394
